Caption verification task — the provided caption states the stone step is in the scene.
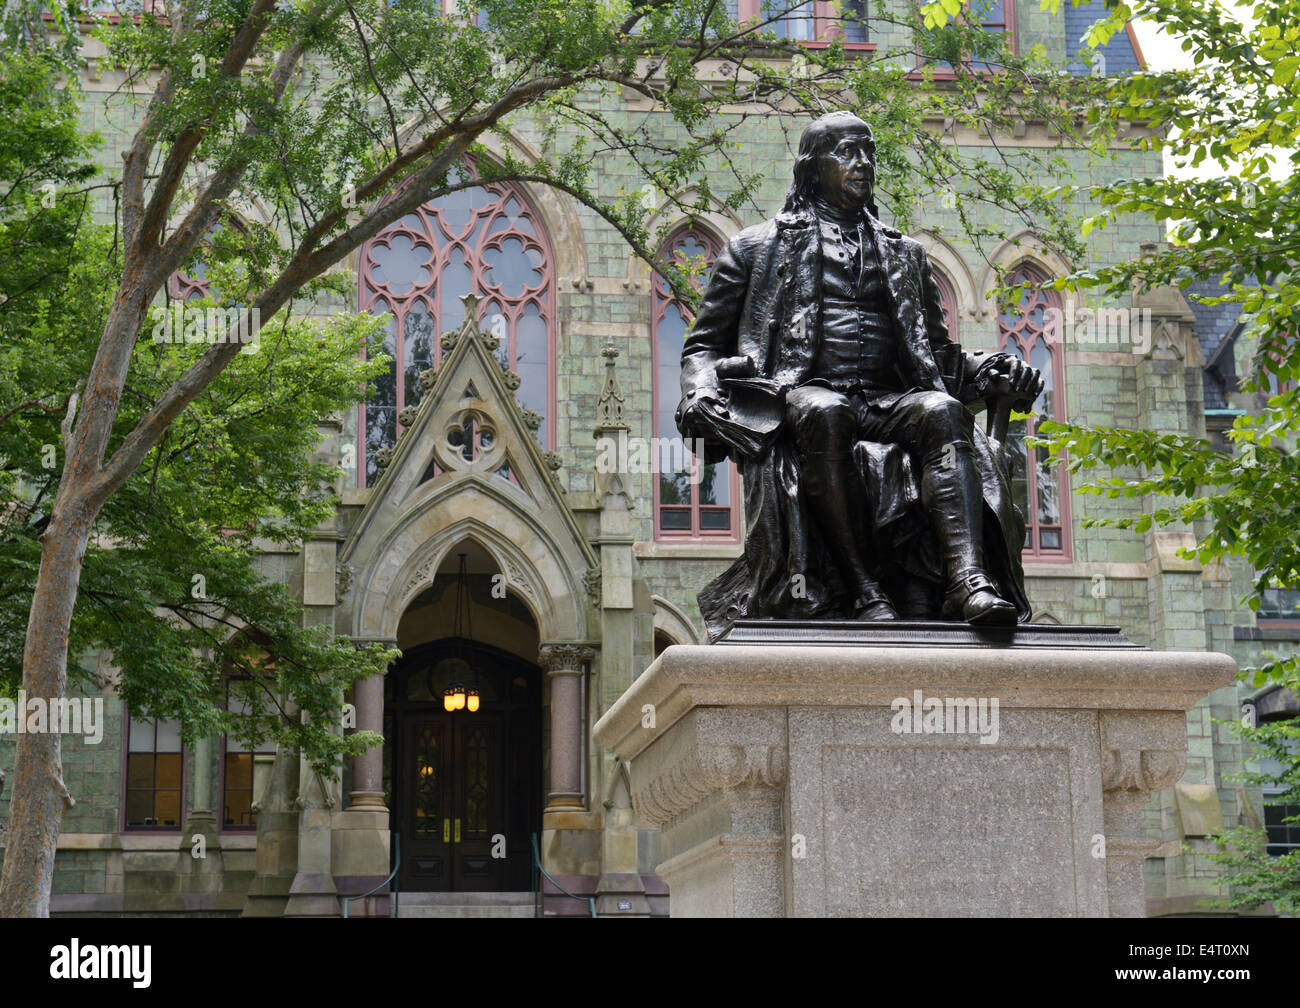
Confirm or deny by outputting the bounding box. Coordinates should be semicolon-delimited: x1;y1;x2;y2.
395;892;536;919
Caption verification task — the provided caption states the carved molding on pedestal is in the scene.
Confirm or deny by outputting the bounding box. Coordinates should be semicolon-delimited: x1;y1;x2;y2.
1100;745;1186;914
1101;748;1186;796
635;742;788;829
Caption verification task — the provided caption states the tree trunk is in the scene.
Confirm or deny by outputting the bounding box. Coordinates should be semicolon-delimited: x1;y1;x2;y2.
0;291;148;917
0;502;94;917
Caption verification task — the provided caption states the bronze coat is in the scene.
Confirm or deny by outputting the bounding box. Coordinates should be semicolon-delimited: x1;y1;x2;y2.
679;208;970;425
676;208;1032;639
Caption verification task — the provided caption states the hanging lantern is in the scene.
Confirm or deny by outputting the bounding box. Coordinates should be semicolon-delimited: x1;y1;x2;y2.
433;554;483;713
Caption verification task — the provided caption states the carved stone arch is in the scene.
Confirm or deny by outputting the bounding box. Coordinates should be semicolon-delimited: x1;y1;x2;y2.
914;230;979;341
171;164;275;232
353;497;587;645
627;195;741;290
652;595;701;647
340;303;598;651
978;230;1074;321
386;516;553;634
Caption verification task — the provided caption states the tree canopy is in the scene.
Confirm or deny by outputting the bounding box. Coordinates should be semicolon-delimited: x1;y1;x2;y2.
0;49;394;771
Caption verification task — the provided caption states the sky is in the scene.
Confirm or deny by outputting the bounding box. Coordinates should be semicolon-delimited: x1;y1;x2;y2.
1126;4;1294;184
1129;17;1190;72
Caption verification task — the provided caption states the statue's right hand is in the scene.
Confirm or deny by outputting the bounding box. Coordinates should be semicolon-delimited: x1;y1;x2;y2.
677;387;730;436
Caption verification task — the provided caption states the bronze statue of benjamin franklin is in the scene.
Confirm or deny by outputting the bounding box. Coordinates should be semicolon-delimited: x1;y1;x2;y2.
676;111;1045;640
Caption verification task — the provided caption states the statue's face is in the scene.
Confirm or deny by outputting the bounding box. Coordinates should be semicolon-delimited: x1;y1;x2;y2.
815;128;875;212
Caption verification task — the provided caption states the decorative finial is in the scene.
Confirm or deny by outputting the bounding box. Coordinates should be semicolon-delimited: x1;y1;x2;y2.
594;341;629;435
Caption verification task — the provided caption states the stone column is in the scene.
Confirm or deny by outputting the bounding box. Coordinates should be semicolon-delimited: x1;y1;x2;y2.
186;733;218;829
332;646;391;917
348;671;386;809
241;741;301;917
178;733;224;906
540;644;594;812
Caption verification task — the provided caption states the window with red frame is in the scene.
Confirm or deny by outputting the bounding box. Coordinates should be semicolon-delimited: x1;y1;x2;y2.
357;166;556;486
738;1;870;45
997;263;1070;558
124;717;183;830
652;226;739;540
917;0;1015;74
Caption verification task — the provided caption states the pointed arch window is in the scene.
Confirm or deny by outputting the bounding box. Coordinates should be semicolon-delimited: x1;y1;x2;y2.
932;266;959;341
997;262;1070;559
357;168;556;486
652;225;739;540
169;262;210;303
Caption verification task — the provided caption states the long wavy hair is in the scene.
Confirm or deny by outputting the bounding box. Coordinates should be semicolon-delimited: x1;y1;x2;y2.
782;111;880;219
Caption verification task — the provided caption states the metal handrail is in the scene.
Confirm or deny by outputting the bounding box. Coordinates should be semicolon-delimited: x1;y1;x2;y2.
342;832;400;919
531;832;596;918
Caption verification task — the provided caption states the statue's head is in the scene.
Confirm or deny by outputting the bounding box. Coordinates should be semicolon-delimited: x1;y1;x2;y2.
784;111;878;217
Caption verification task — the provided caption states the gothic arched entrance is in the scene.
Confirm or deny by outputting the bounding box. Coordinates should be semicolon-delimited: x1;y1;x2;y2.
385;637;542;892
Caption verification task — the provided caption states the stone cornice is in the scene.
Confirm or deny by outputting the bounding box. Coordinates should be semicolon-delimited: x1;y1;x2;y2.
593;644;1237;761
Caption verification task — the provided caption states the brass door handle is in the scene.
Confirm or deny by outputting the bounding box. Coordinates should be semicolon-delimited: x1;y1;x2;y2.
443;818;450;843
454;818;462;843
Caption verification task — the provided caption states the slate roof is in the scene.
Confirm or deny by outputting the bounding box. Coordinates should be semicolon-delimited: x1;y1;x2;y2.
1186;276;1246;411
1064;0;1142;75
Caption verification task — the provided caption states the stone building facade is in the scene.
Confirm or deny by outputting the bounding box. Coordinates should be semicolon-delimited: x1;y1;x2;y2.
1;0;1289;916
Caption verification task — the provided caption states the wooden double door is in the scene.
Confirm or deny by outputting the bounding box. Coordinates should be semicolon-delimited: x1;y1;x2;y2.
386;639;541;893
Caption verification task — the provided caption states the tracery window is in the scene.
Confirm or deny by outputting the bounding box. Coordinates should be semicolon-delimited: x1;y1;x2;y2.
357;169;556;485
168;263;210;303
996;262;1070;559
652;225;738;540
167;224;224;302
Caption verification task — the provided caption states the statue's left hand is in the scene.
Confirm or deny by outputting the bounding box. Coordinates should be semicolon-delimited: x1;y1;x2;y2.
973;353;1044;405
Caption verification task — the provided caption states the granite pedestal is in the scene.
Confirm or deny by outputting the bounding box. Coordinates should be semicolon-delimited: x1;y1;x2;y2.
591;625;1237;917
